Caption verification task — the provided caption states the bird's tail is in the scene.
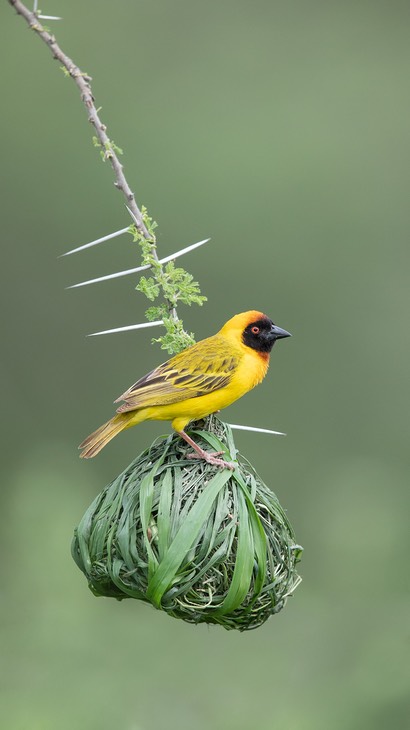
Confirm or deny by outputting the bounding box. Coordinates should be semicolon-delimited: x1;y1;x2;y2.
79;413;133;459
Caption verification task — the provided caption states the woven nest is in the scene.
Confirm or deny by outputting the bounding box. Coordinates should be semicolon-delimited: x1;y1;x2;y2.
72;415;302;631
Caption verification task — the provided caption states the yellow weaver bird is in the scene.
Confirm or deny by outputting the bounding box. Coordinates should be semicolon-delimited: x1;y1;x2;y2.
79;310;291;468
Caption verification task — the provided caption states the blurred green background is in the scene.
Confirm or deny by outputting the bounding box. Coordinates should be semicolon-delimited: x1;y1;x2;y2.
1;1;409;728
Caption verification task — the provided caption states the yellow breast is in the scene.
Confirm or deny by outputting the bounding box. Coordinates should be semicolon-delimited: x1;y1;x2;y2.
139;347;270;433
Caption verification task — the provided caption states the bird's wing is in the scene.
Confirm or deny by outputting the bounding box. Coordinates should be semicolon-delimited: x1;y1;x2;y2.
115;335;239;412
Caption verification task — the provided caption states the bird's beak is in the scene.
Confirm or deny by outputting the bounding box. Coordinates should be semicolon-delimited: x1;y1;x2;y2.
269;324;292;340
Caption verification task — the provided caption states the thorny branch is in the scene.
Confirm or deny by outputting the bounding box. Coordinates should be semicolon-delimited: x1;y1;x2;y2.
8;0;179;323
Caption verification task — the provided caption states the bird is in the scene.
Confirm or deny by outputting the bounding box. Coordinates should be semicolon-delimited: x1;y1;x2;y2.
79;310;291;468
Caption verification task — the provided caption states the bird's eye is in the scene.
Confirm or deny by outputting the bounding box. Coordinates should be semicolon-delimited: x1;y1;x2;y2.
251;326;260;335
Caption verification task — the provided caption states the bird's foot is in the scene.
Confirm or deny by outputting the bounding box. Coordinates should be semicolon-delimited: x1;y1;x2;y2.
186;450;235;470
177;430;235;470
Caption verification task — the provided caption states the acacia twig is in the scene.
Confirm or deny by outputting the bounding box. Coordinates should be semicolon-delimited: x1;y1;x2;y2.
8;0;149;237
8;0;180;324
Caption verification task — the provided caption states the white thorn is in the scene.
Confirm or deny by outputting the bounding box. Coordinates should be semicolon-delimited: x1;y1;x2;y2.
38;14;63;20
159;238;210;265
33;0;38;11
60;227;130;257
66;264;151;289
88;320;164;336
125;205;140;226
67;238;211;288
228;424;286;436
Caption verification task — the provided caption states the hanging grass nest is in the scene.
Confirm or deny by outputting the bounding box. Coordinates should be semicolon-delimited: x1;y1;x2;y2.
72;415;302;630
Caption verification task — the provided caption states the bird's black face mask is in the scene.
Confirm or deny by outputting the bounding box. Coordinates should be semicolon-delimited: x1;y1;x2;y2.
242;318;292;353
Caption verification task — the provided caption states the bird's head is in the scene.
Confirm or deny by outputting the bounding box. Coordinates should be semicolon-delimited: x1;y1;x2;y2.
219;310;291;354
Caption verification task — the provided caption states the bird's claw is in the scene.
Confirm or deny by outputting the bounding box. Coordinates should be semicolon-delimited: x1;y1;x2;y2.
186;451;235;470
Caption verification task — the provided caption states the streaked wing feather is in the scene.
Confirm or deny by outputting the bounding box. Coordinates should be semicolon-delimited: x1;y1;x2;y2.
115;335;238;412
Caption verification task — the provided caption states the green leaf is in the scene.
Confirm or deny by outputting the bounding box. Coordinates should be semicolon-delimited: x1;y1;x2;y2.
126;202;207;353
136;276;160;301
145;305;166;321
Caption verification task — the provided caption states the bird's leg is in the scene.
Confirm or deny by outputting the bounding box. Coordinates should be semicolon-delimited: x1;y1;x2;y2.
177;430;235;471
